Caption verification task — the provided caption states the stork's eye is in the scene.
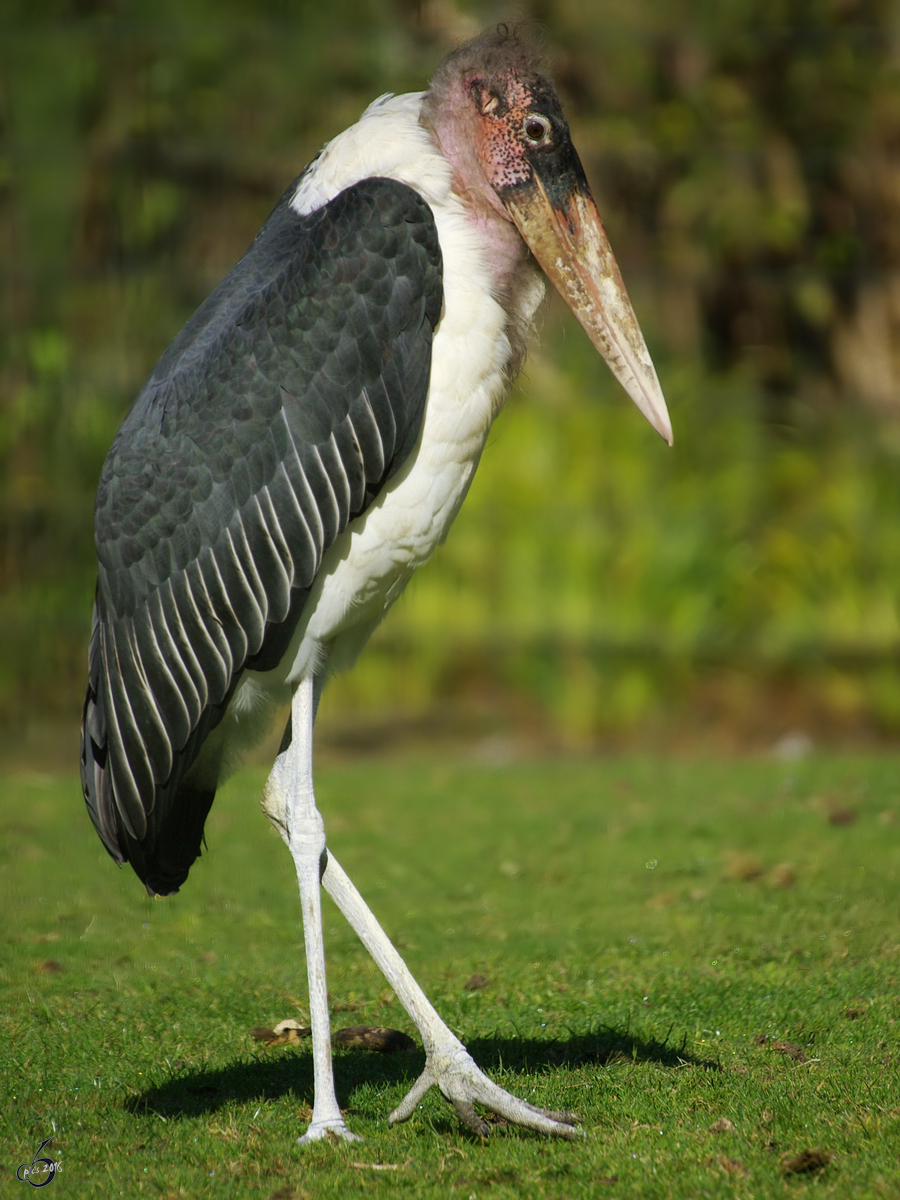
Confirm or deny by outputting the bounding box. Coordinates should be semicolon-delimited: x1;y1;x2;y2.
522;114;551;145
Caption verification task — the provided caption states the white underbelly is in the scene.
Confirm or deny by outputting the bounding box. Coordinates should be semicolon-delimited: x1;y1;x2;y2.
290;414;488;679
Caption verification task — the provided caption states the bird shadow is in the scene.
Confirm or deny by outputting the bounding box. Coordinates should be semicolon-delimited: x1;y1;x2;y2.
125;1021;718;1122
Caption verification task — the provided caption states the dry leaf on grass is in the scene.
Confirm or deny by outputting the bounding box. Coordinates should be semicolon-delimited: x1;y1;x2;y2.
771;1040;808;1062
722;852;764;882
782;1148;833;1174
464;973;490;991
252;1019;415;1053
251;1020;311;1046
715;1156;749;1176
334;1025;416;1053
766;862;796;888
754;1036;808;1062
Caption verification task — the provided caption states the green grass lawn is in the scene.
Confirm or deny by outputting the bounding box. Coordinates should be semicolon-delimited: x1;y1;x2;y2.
2;752;899;1197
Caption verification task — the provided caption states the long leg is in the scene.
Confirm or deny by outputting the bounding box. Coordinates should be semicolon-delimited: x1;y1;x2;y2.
263;676;579;1141
322;854;581;1138
264;675;361;1144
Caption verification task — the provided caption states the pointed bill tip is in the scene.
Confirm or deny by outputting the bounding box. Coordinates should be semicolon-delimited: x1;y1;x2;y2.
626;357;673;447
558;253;674;447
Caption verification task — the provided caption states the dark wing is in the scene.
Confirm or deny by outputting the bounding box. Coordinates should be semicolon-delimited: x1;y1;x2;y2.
81;177;442;895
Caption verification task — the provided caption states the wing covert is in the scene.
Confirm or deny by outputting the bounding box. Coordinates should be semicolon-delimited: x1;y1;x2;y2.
81;176;442;891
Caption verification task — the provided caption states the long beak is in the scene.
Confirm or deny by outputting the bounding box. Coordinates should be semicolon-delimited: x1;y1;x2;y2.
502;172;673;446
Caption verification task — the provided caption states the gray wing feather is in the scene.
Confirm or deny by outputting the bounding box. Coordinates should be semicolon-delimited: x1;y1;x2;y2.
81;177;442;893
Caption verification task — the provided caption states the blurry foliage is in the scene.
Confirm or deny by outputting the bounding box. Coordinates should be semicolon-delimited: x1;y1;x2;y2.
2;0;900;743
551;0;900;410
328;359;900;745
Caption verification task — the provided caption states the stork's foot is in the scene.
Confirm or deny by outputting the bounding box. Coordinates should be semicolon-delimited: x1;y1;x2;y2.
388;1043;582;1139
298;1118;363;1145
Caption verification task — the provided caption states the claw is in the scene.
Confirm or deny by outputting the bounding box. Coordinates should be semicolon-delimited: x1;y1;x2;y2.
451;1097;492;1138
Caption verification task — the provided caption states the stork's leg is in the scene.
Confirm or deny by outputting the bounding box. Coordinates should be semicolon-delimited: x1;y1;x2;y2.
322;854;582;1139
263;678;579;1140
264;675;361;1144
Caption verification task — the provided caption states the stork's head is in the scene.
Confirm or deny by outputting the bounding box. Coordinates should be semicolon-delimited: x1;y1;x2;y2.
422;28;672;445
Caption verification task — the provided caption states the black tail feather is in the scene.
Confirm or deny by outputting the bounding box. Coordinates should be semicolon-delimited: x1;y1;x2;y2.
120;775;218;896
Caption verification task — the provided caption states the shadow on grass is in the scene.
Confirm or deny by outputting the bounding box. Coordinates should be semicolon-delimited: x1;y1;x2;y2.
126;1023;718;1121
469;1021;719;1074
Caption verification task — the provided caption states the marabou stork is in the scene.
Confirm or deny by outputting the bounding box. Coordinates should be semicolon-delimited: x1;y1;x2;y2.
81;28;671;1142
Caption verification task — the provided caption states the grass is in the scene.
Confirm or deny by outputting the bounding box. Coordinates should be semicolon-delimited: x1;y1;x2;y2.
2;750;900;1197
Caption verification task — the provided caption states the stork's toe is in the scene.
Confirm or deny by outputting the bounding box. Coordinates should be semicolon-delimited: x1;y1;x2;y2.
388;1044;582;1139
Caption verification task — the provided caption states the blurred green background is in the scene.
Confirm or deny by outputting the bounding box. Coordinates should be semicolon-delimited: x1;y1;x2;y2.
3;0;900;765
